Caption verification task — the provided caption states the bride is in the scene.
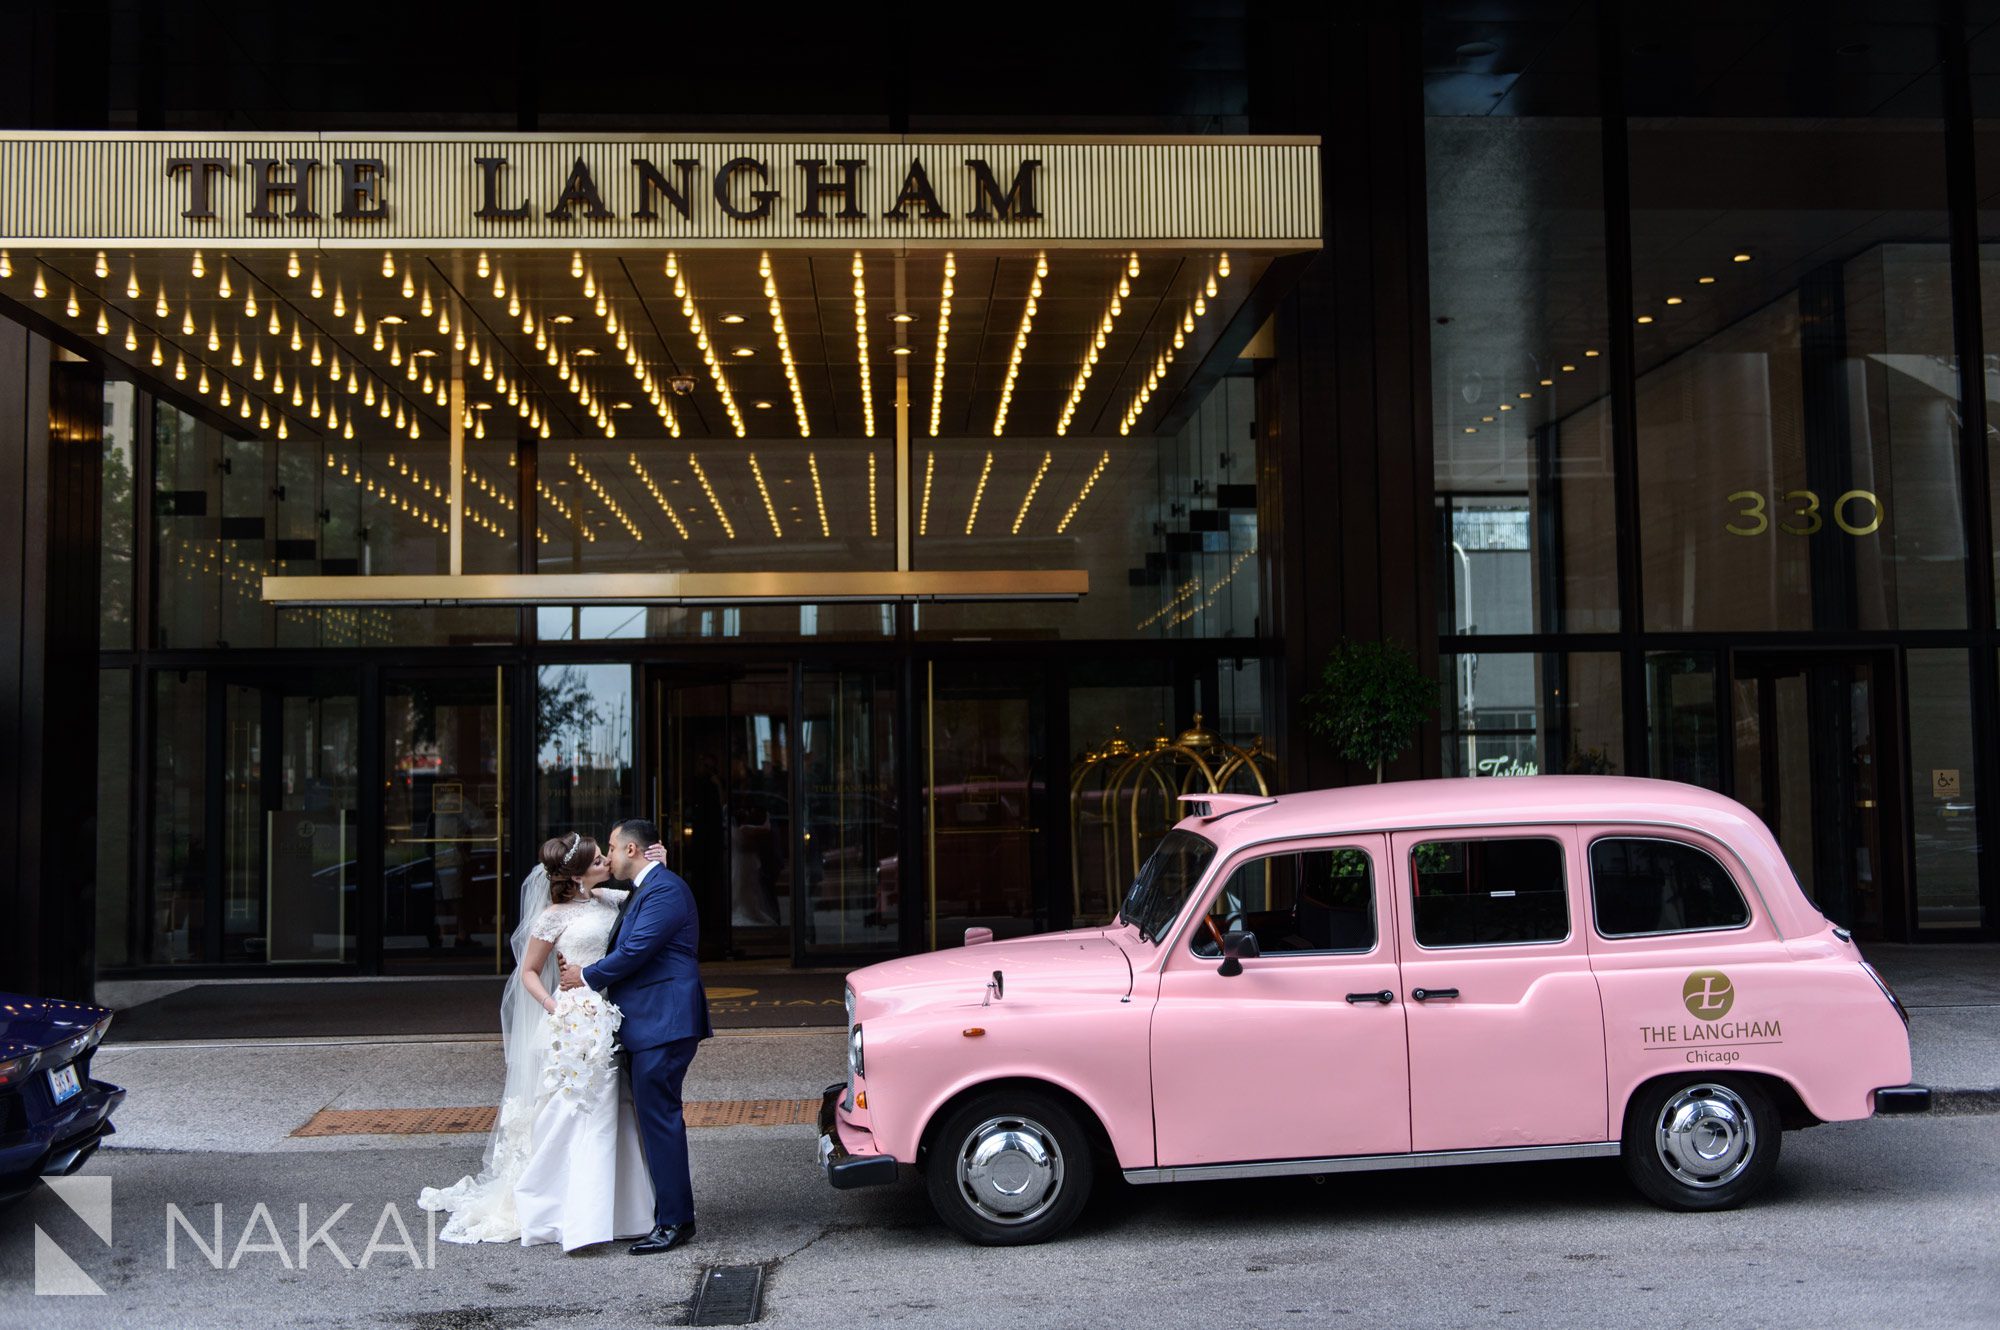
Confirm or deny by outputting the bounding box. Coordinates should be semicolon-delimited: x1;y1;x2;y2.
419;833;657;1249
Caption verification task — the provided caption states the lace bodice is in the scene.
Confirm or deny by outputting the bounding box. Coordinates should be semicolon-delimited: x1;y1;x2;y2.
527;888;627;967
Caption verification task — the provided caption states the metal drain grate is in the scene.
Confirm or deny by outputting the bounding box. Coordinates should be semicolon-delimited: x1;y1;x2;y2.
689;1264;765;1326
683;1098;816;1128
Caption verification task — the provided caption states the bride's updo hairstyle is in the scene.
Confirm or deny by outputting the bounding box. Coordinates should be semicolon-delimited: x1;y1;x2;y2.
540;832;599;905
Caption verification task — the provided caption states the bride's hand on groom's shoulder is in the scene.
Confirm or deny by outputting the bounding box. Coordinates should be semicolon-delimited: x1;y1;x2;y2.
644;841;667;865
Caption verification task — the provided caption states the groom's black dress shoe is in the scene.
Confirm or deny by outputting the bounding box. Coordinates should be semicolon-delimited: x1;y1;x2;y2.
629;1221;696;1254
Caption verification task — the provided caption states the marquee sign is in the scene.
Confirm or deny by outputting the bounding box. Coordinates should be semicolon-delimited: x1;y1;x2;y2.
0;134;1321;249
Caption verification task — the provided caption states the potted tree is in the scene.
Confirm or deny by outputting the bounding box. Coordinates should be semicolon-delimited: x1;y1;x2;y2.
1302;638;1440;783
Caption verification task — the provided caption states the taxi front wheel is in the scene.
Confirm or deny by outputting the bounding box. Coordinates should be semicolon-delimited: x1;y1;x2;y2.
925;1090;1094;1245
1622;1074;1781;1211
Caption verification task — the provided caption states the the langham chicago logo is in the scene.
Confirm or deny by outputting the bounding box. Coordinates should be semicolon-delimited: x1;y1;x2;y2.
1641;970;1783;1065
1683;970;1735;1018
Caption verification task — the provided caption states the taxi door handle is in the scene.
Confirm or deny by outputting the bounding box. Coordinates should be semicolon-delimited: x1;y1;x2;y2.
1411;987;1460;1002
1345;990;1394;1005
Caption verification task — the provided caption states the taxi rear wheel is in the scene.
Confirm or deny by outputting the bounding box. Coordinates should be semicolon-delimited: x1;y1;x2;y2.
1622;1074;1781;1211
925;1090;1094;1245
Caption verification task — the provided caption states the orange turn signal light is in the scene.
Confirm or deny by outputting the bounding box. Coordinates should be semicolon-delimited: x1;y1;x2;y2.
856;1091;867;1110
962;1027;986;1038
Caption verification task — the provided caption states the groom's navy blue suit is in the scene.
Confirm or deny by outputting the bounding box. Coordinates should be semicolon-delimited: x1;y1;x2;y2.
582;861;712;1228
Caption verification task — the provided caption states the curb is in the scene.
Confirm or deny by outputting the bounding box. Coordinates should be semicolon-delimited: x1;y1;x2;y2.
1927;1088;2000;1116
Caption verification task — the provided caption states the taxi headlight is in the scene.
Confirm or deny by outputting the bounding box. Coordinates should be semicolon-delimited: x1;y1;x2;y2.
847;1023;865;1079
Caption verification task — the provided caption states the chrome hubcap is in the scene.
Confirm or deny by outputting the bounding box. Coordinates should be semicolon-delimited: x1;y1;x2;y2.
1655;1083;1756;1188
956;1115;1063;1225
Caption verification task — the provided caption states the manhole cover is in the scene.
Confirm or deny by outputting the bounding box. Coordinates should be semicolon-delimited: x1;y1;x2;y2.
689;1265;765;1326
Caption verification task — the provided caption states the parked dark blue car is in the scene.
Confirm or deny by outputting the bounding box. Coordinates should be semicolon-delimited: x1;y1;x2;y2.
0;993;124;1203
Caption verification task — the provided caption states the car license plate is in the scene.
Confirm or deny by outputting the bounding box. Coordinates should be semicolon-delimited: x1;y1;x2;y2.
48;1063;81;1105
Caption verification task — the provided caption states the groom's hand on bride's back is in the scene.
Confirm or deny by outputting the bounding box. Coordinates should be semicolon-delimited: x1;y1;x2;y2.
559;958;585;990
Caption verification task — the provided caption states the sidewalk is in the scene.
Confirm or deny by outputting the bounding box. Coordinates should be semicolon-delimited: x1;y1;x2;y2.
1858;944;2000;1096
101;965;847;1042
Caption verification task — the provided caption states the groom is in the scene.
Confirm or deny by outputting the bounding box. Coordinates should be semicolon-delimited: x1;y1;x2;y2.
559;816;712;1254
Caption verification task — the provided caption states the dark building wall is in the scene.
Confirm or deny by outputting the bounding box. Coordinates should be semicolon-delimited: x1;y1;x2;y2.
1252;5;1442;791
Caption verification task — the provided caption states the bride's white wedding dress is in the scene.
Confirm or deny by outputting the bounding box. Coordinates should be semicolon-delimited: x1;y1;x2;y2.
419;885;656;1250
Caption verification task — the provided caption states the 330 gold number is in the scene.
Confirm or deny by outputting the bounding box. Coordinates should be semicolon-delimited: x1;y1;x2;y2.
1726;489;1881;537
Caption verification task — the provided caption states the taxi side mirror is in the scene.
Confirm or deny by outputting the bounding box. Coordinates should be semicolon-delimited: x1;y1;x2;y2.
1218;929;1261;977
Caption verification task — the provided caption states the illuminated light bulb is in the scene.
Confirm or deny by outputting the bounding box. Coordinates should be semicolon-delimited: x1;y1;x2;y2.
230;340;243;366
365;381;376;406
420;289;433;317
438;307;450;334
583;273;596;298
207;326;220;352
0;252;10;279
381;252;396;279
218;271;232;300
310;269;323;299
571;252;584;279
354;310;367;335
372;326;384;351
507;292;520;317
398;270;413;299
259;406;270;429
286;252;301;278
477;252;490;278
150;338;163;366
191;251;205;279
1183;311;1195;333
198;368;209;392
1035;254;1048;278
332;291;345;318
276;420;287;440
664;254;678;277
31;270;46;298
1194;295;1206;316
267;308;280;335
93;308;107;334
175;355;186;380
154;290;168;318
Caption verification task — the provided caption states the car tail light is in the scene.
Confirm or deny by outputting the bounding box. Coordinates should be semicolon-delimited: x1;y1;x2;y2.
0;1051;34;1088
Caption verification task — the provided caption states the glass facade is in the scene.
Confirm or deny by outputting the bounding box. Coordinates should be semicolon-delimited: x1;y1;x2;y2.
1424;1;2000;937
89;352;1277;972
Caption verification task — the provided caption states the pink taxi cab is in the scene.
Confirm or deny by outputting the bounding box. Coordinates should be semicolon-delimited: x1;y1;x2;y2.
816;776;1929;1245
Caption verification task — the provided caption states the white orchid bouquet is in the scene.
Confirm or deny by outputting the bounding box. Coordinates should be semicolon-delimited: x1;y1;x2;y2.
538;987;625;1111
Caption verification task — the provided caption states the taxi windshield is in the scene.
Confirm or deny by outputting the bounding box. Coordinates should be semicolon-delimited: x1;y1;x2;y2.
1119;829;1218;943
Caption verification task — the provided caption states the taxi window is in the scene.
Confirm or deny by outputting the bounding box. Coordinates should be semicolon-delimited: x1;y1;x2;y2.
1410;837;1567;947
1589;837;1750;936
1191;847;1375;957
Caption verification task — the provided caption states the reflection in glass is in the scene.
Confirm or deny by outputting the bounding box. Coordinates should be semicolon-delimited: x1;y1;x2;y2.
1426;36;1620;635
96;670;132;969
100;382;137;650
1628;102;1960;631
1441;651;1622;777
1909;649;1980;930
536;663;634;851
383;672;509;970
1646;652;1719;789
928;664;1043;945
916;377;1257;640
149;671;205;964
801;669;898;956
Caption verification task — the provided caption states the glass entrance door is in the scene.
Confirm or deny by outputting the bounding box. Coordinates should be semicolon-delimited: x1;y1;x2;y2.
208;673;360;965
925;662;1049;947
653;667;794;961
1730;651;1901;937
382;669;510;971
800;667;899;960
